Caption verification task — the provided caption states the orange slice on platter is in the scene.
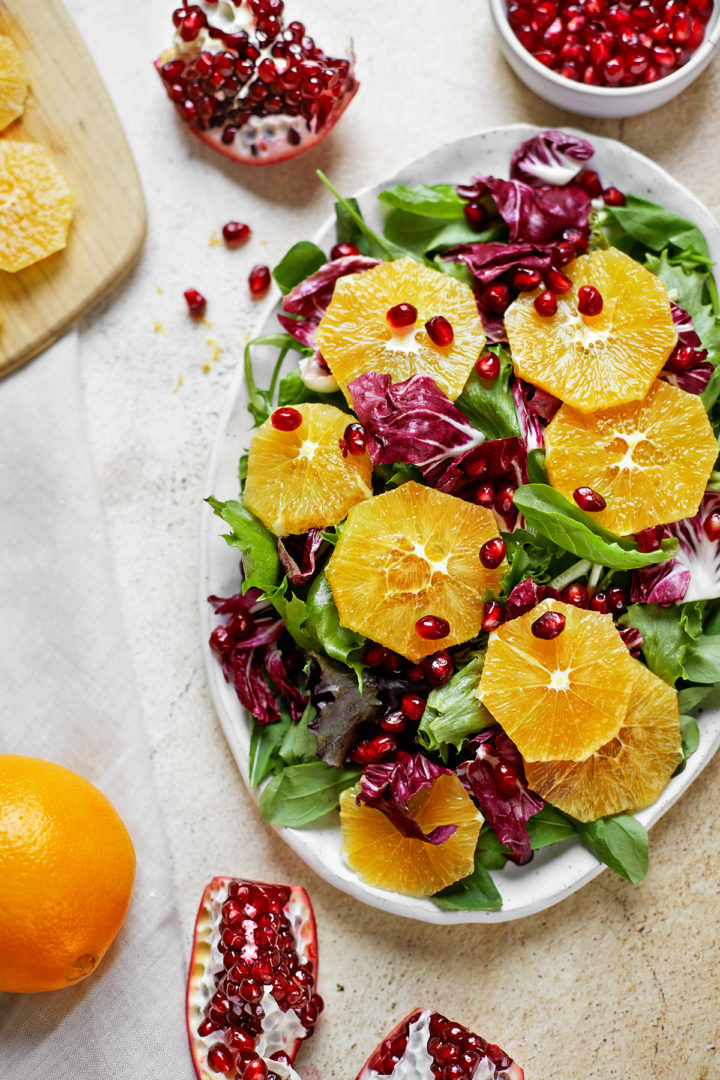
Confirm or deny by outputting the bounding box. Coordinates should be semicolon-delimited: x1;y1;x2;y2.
504;247;677;412
243;402;373;536
339;773;481;896
545;379;718;536
525;659;682;822
478;599;636;763
0;140;73;272
0;36;29;133
314;257;486;402
325;481;507;664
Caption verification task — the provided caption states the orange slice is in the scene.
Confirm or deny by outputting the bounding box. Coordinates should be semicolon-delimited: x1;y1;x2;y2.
504;247;677;412
0;140;73;272
339;773;481;896
478;599;636;763
325;481;507;663
314;257;486;402
0;36;29;132
243;403;373;536
525;659;682;822
545;379;717;535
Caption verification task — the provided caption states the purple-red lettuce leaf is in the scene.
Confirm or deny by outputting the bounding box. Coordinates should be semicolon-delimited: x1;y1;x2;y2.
460;176;591;245
509;129;595;188
277;530;326;586
512;380;545;451
277;254;380;349
441;437;529;531
445;240;554;287
619;626;644;658
457;729;544;865
660;301;713;395
357;751;458;845
630;494;720;605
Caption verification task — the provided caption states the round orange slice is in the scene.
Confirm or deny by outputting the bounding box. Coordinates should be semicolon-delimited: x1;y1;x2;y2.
243;403;373;536
314;256;486;402
504;247;677;412
325;481;507;663
478;599;636;763
339;773;481;896
0;141;73;272
0;36;29;132
525;659;682;822
545;379;718;535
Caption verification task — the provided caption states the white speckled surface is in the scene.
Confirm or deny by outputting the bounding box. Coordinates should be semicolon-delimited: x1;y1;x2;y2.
57;2;720;1077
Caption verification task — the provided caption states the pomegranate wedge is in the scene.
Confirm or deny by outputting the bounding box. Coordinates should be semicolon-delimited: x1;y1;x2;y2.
357;1009;524;1080
187;877;322;1079
155;1;358;166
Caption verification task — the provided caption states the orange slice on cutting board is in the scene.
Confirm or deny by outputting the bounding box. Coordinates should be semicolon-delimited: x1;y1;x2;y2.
0;140;73;273
0;36;29;132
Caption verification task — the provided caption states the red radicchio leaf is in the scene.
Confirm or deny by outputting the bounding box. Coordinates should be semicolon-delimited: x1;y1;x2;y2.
277;255;380;348
277;530;326;586
457;729;544;865
445;241;554;287
463;177;591;246
660;301;712;395
506;577;560;617
209;592;307;723
619;626;644;658
442;437;529;531
630;494;720;606
357;751;458;845
509;129;595;188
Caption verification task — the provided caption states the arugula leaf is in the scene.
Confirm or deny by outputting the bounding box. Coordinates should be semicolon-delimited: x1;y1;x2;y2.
527;804;576;850
258;761;361;827
455;347;521;439
249;714;292;786
418;654;491;755
513;485;677;570
207;497;280;594
305;572;365;673
431;850;502;912
317;171;411;261
573;814;649;884
334;195;371;255
273;241;327;295
378;183;467;219
621;601;704;685
680;713;700;761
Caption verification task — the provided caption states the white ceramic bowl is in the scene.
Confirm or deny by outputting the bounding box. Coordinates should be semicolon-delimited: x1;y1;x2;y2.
489;0;720;117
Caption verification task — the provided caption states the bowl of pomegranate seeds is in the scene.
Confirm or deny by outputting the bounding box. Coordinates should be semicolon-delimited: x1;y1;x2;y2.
489;0;720;116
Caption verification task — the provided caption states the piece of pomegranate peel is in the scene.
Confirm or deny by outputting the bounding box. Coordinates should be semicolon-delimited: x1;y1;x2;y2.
155;2;359;166
356;1009;524;1080
187;877;322;1080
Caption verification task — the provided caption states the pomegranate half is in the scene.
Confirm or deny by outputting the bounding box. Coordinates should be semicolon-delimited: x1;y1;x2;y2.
187;877;322;1079
357;1009;524;1080
155;1;358;166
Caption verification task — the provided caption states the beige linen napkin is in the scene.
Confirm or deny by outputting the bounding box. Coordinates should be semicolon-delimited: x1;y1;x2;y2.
0;333;194;1079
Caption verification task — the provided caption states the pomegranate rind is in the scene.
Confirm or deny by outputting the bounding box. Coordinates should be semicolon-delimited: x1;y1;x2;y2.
545;379;718;536
355;1008;525;1080
504;248;677;413
0;35;29;132
314;257;487;403
339;774;481;896
186;876;318;1080
326;482;507;663
243;402;373;536
524;659;683;823
479;599;636;764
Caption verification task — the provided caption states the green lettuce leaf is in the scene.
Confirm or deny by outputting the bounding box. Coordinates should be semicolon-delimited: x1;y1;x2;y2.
258;761;361;827
418;654;491;755
273;241;327;295
305;572;365;674
207;497;280;594
620;601;704;685
248;713;292;786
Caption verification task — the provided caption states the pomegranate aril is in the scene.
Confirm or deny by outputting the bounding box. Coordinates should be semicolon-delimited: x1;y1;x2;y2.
534;289;558;317
481;282;511;314
494;485;516;518
387;302;418;329
475;482;495;508
208;1044;234;1074
511;267;543;292
243;1059;268;1080
574;486;607;512
401;693;426;721
380;711;407;734
607;586;627;614
576;168;603;197
362;642;387;667
198;1018;220;1037
184;288;207;317
636;525;663;552
532;610;566;639
350;734;398;765
578;285;603;316
475;352;501;381
271;406;302;431
545;267;573;294
464;201;488;232
482;600;507;632
562;582;589;608
222;221;251;247
416;615;450;640
425;650;454;687
703;512;720;541
425;316;454;347
603;186;626;207
210;625;234;658
330;241;360;258
249;264;271;297
589;590;609;614
479;537;506;569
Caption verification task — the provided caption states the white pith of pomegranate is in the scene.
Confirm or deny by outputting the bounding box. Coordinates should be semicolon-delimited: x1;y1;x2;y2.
155;0;359;165
357;1010;524;1080
187;876;322;1079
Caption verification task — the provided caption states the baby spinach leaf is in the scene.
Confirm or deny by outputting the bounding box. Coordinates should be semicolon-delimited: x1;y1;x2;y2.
378;183;467;219
621;601;704;685
527;805;576;850
249;714;292;786
278;702;318;767
277;367;346;411
527;448;548;485
334;195;371;255
382;210;490;257
207;497;280;595
605;195;713;266
680;713;700;761
431;853;502;912
573;814;649;884
419;654;491;755
474;825;512;870
258;761;361;827
513;485;677;570
455;347;521;439
273;241;327;295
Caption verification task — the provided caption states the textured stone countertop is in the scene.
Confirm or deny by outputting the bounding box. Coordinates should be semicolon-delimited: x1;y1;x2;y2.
61;2;720;1076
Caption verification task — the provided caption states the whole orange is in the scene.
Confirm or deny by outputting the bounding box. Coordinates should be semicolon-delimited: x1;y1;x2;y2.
0;755;136;993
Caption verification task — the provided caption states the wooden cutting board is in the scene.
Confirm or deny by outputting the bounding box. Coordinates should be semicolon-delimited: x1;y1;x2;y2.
0;0;146;378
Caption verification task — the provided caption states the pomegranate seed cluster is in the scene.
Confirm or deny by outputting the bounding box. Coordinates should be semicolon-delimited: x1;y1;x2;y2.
199;880;323;1078
160;0;356;152
505;0;714;87
367;1011;516;1079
